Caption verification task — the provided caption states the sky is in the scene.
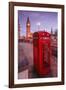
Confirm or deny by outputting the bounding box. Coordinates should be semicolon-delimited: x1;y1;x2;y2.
18;10;58;36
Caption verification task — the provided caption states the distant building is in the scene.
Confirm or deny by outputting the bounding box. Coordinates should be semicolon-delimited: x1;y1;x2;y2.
51;28;57;39
50;28;57;47
18;21;21;39
26;17;33;39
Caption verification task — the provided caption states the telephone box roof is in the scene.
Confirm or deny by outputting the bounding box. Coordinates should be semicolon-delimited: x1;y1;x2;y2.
33;31;50;37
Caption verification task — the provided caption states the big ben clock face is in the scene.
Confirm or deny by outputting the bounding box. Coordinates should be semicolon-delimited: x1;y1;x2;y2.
27;23;30;26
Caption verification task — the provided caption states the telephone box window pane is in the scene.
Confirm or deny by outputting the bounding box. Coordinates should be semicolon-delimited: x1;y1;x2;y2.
43;44;49;64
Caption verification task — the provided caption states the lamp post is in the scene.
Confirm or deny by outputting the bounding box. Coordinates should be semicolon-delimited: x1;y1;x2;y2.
37;22;41;31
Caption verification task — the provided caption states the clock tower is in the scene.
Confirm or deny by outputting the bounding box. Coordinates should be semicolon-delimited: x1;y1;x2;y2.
26;17;31;39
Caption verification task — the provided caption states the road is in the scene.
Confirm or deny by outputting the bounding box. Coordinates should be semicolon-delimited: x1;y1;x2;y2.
18;42;33;67
18;42;57;79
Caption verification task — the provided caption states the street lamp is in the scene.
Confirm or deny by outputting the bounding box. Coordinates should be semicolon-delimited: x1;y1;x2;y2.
37;22;41;31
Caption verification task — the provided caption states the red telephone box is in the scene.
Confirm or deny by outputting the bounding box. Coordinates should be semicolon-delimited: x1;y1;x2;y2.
33;31;51;77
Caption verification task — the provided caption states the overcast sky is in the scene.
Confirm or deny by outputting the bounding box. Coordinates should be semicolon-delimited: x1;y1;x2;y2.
18;10;58;36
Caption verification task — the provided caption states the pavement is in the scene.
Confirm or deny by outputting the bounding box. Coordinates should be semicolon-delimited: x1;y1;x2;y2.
18;42;57;79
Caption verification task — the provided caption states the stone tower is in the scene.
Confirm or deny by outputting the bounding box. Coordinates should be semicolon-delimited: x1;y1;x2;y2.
26;17;31;39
